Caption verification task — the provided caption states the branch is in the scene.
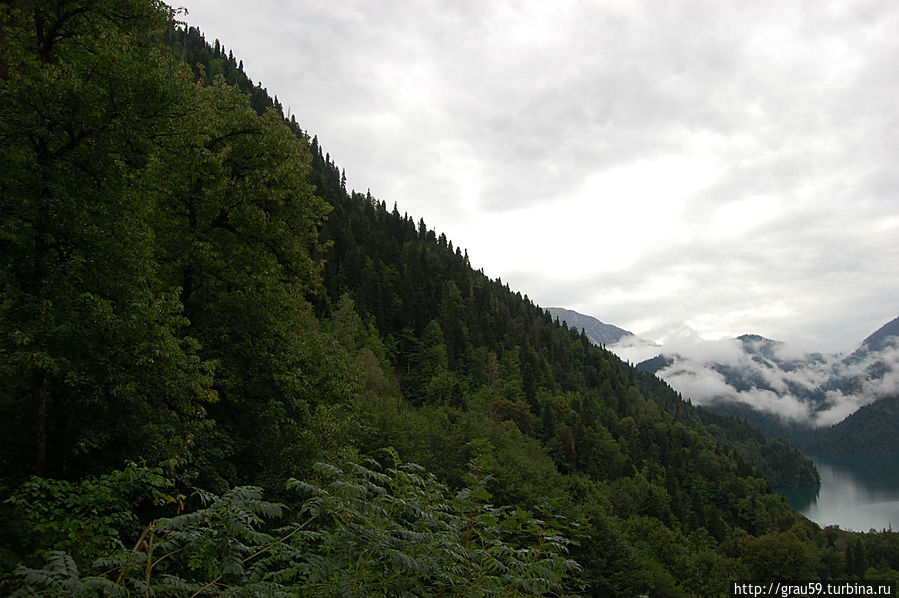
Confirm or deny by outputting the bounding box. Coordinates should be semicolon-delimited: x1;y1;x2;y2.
115;522;154;586
188;515;315;598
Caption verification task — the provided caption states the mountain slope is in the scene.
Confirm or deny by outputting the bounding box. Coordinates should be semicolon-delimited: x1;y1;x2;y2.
631;317;899;453
161;25;837;592
159;24;899;591
858;315;899;354
810;394;899;454
546;307;633;346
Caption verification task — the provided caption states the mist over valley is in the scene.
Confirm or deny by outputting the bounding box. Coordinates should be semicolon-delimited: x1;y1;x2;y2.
555;310;899;451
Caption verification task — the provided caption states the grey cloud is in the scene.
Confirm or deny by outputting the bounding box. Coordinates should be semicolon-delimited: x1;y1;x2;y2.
641;332;899;428
186;0;899;353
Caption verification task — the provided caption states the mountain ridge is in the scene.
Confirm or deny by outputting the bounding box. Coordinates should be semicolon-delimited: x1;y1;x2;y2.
859;315;899;353
550;307;899;453
644;317;899;452
545;307;633;346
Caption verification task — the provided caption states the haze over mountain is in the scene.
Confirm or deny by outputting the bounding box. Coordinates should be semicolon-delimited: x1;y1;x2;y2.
632;317;899;445
555;308;899;447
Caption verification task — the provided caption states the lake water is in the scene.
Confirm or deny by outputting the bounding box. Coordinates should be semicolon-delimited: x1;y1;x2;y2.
775;454;899;532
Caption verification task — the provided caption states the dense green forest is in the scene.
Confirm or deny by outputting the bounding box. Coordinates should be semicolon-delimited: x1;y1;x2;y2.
2;1;899;595
809;395;899;454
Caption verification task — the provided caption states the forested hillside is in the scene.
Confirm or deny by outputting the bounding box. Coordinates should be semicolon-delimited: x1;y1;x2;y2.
810;395;899;454
2;2;899;596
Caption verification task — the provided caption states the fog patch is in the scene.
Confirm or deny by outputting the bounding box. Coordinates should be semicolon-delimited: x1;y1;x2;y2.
608;335;661;365
648;328;899;428
658;358;814;424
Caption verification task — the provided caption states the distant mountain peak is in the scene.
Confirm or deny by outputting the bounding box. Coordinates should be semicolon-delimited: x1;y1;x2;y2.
735;334;790;364
546;307;632;346
737;333;779;344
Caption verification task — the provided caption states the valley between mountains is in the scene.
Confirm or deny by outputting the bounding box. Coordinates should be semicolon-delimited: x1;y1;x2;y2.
551;309;899;455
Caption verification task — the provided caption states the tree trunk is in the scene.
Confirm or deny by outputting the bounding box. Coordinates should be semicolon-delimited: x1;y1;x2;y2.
30;152;52;476
31;369;48;476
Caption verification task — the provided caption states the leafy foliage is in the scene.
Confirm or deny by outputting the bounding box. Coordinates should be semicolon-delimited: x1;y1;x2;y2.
7;464;174;567
9;454;581;596
0;0;216;482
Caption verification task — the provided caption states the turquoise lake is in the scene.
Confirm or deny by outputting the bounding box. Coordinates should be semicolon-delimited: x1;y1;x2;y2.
776;454;899;532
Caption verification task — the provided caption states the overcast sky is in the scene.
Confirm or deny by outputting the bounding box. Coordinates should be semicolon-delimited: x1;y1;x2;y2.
180;0;899;353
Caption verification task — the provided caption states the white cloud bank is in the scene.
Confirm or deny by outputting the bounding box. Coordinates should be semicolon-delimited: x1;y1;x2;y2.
611;332;899;428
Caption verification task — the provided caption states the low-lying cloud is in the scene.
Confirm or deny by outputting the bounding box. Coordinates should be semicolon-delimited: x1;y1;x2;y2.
612;331;899;428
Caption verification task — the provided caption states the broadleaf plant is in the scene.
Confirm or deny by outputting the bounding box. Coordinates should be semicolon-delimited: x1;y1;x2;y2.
8;450;582;596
